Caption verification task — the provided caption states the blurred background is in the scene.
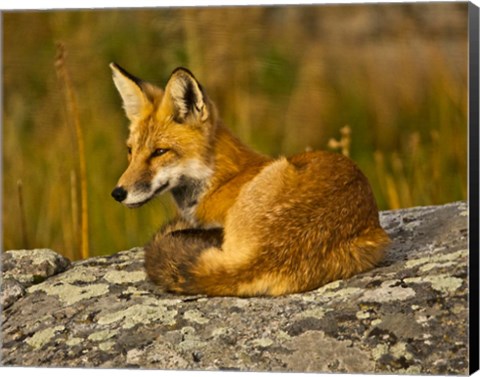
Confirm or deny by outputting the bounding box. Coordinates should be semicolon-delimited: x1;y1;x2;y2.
3;3;468;260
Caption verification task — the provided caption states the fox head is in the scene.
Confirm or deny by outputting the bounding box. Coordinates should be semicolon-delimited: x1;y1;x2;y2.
110;63;217;208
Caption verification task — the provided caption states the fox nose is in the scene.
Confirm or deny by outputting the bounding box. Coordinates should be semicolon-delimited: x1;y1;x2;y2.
111;186;127;202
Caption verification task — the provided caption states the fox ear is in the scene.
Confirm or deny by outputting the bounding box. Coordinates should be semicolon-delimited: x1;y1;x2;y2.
110;63;151;121
164;68;208;124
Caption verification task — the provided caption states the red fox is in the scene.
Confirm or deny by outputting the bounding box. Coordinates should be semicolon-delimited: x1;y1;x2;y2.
110;63;390;297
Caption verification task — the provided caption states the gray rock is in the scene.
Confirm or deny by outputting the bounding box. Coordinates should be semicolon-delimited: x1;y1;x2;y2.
1;248;70;309
2;248;71;285
1;278;25;309
1;202;469;374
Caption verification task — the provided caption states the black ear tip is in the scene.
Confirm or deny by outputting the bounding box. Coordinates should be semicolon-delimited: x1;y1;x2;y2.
111;63;143;87
171;67;196;79
110;62;128;74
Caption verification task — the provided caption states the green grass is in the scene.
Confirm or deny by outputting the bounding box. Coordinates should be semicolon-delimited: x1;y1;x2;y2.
3;3;468;260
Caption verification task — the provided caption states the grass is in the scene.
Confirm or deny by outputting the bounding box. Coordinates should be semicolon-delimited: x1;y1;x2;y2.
54;42;90;259
2;3;469;260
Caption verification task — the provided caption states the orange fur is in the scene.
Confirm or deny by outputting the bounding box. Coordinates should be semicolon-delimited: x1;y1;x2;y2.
111;63;390;297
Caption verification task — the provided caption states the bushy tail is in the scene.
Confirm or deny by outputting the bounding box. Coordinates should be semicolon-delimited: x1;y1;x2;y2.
144;219;228;295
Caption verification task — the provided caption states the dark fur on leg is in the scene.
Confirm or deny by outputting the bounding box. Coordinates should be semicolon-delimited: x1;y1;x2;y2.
144;218;224;293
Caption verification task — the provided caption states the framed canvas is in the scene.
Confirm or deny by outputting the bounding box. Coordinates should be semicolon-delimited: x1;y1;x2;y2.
1;0;479;375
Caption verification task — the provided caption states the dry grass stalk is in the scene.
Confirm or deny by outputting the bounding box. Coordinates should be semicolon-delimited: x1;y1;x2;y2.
54;42;89;260
17;179;29;249
70;169;79;259
385;175;401;209
328;125;351;157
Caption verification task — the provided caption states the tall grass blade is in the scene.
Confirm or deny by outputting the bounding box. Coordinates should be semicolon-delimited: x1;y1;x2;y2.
16;179;29;249
70;169;79;260
54;42;90;260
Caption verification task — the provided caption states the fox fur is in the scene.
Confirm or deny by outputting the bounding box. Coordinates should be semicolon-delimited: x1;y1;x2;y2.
110;63;390;297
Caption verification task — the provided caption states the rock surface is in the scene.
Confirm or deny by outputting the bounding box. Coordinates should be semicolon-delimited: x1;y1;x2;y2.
2;248;70;308
1;201;469;374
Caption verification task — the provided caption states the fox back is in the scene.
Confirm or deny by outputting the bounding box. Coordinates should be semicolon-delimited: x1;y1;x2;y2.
110;63;390;296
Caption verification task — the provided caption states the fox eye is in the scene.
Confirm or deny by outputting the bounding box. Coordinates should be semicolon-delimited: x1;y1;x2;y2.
127;146;132;155
151;148;169;158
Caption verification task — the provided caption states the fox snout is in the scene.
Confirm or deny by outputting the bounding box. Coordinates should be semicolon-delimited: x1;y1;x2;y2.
111;183;150;208
111;178;170;208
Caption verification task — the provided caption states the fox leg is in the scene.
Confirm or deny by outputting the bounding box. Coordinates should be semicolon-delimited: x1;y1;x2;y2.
144;218;224;293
